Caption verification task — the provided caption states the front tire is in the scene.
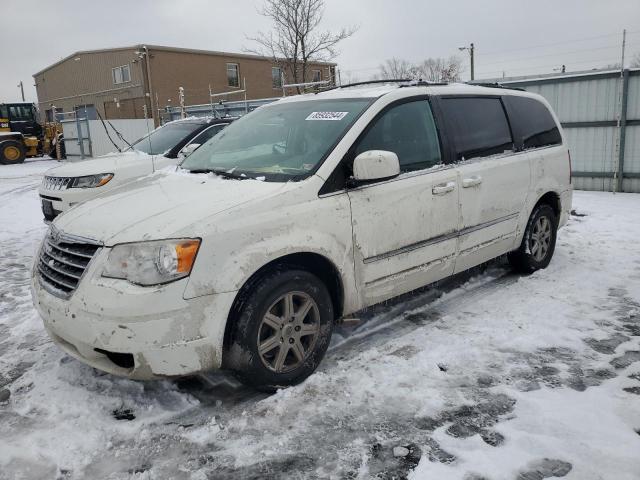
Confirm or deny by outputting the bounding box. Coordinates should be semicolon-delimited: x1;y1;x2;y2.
0;140;26;165
508;204;557;273
223;268;334;391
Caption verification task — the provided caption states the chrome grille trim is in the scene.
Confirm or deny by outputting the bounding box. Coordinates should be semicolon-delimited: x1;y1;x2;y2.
37;226;102;298
43;176;73;191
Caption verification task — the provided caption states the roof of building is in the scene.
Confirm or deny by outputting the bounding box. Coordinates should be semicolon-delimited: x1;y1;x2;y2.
33;44;337;77
476;67;640;85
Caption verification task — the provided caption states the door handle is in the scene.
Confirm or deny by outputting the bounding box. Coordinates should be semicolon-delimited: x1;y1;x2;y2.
432;181;456;195
462;176;483;188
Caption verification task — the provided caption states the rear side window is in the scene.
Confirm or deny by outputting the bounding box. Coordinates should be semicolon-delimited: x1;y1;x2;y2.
506;96;561;149
354;100;441;172
440;97;513;161
191;124;227;145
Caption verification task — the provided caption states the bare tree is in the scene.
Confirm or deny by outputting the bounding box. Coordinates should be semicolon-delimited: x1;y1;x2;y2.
378;58;417;79
248;0;356;90
378;56;464;82
603;52;640;70
416;56;464;82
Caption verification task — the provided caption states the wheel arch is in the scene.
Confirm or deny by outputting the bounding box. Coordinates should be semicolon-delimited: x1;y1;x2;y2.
223;251;345;348
533;190;561;221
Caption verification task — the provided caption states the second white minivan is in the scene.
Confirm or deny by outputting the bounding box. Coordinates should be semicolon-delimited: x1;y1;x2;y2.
32;81;572;390
38;117;233;221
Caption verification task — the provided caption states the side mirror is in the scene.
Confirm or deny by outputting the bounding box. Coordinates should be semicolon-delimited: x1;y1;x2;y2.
352;150;400;183
180;143;201;157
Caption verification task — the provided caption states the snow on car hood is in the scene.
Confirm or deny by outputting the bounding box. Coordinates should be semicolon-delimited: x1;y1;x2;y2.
52;170;289;244
44;151;153;178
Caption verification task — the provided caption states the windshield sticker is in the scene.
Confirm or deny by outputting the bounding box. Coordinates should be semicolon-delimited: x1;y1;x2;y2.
305;111;349;121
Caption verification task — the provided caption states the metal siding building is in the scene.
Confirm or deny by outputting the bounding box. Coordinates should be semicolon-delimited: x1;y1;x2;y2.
479;69;640;193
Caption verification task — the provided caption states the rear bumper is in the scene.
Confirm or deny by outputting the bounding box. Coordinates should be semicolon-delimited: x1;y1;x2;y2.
559;187;573;228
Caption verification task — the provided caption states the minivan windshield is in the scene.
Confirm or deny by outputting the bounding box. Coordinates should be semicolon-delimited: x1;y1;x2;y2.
181;98;372;181
131;121;202;155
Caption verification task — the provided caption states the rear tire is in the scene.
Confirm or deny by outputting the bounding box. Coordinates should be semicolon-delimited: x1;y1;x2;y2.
508;204;557;273
0;140;26;165
223;268;334;391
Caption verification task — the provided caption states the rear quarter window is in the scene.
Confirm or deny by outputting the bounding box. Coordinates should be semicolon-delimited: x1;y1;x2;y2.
505;96;562;150
439;97;513;161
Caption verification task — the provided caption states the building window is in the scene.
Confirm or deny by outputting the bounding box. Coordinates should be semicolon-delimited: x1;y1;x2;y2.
112;65;131;85
45;107;63;122
227;63;240;87
74;104;97;120
272;67;283;88
312;70;322;82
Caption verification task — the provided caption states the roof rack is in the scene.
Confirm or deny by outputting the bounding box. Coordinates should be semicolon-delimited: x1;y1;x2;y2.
337;79;412;89
398;80;448;87
314;78;459;96
468;82;526;92
328;78;449;91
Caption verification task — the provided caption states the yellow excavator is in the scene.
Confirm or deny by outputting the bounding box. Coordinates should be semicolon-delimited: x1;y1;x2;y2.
0;102;63;164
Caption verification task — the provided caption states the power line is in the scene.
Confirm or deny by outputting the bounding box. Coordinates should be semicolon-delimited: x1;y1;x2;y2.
478;43;640;67
340;30;640;80
343;40;639;78
476;56;629;77
477;29;640;57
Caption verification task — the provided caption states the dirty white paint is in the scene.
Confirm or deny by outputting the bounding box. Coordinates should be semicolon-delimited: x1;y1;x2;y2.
32;84;572;380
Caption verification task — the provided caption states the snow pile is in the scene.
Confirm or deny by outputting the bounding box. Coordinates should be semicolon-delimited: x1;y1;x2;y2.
0;161;639;480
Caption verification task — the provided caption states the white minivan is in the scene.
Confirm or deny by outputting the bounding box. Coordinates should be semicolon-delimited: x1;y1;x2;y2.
38;117;232;221
31;81;572;390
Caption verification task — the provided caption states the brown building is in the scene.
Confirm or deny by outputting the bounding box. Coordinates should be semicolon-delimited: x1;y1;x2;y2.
33;44;336;125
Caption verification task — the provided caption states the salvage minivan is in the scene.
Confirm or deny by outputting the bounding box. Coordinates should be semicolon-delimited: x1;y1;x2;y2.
31;81;572;390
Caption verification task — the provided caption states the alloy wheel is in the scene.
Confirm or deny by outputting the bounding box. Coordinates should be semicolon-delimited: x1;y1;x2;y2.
257;291;321;373
530;215;552;262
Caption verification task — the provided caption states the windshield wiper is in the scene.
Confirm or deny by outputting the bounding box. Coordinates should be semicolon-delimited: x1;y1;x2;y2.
188;167;249;180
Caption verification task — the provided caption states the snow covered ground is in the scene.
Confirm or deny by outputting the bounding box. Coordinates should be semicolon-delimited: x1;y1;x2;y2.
1;159;639;480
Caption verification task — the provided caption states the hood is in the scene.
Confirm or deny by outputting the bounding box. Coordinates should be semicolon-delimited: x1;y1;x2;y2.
53;170;289;244
44;151;153;177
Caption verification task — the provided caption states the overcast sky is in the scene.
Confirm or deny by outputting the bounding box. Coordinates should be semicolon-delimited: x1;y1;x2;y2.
1;0;639;104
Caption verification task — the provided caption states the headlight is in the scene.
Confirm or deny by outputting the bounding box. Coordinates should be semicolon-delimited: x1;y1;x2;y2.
70;173;113;188
102;239;201;286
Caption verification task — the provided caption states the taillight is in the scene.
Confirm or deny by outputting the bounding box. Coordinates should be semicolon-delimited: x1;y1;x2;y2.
567;150;572;184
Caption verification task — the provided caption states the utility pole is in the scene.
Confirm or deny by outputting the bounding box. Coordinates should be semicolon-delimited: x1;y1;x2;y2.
459;43;475;81
243;77;248;114
178;86;186;119
470;43;474;81
17;81;25;101
141;46;157;126
613;28;627;193
209;84;214;116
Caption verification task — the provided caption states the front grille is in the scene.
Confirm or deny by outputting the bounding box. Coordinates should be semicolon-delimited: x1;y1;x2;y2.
43;176;73;191
37;227;101;298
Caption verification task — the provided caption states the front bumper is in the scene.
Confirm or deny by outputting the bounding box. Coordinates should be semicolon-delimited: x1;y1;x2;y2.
31;247;237;379
38;184;113;221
